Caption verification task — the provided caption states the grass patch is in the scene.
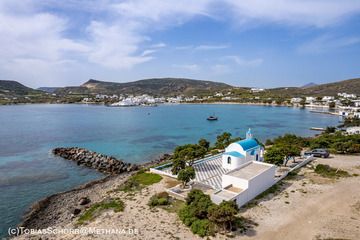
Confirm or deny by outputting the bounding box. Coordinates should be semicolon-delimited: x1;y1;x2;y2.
314;164;350;179
77;198;124;225
117;172;162;192
132;172;162;186
163;199;185;213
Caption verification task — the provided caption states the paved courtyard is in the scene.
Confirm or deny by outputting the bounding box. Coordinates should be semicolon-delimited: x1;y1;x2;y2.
193;155;228;189
155;154;228;190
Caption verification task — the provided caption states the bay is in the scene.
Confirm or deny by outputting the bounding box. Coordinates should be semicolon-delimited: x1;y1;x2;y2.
0;104;339;236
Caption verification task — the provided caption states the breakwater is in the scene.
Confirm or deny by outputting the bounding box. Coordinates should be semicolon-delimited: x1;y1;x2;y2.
53;147;138;174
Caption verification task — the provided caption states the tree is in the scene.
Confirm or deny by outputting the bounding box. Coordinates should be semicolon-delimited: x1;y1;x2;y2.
171;158;186;175
178;166;196;188
324;126;336;134
198;138;210;151
215;132;232;149
265;139;273;146
300;98;306;107
328;101;336;109
173;144;207;166
185;189;214;219
264;146;285;165
208;201;239;232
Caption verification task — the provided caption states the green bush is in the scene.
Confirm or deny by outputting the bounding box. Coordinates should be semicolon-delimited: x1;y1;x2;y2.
77;198;125;225
148;192;170;207
190;219;215;237
178;205;197;226
314;164;350;178
264;147;285;165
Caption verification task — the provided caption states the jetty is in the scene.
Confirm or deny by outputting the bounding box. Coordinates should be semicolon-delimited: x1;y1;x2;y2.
53;147;138;174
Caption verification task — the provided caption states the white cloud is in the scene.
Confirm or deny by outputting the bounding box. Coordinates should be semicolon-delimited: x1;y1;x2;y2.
150;42;167;48
1;0;360;87
172;64;199;71
225;0;360;27
223;55;263;67
86;21;153;69
112;0;212;24
298;35;360;54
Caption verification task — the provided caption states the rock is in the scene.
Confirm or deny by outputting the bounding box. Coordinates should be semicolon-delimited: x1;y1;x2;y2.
52;147;137;175
78;197;91;206
73;208;81;215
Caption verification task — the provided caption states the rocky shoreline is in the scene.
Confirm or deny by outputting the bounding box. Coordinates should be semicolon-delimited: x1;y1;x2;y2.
17;149;172;232
53;147;139;174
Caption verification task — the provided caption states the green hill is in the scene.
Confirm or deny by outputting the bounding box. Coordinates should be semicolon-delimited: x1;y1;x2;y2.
0;80;43;96
266;78;360;97
55;78;233;96
301;78;360;96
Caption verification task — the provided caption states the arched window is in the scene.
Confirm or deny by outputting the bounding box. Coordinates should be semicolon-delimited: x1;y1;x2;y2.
256;154;259;161
227;156;231;164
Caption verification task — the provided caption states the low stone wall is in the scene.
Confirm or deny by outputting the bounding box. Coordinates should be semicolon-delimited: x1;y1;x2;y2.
53;147;138;174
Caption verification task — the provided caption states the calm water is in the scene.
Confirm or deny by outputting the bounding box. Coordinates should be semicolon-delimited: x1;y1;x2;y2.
0;104;339;236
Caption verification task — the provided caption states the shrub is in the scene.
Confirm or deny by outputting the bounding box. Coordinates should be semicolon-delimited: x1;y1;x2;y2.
208;201;238;232
190;219;215;237
77;198;124;225
314;164;350;178
148;192;170;207
178;205;197;226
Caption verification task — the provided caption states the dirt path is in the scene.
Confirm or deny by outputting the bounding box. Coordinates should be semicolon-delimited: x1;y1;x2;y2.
240;155;360;240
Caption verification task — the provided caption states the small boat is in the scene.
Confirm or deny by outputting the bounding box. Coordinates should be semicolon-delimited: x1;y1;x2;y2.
207;115;218;121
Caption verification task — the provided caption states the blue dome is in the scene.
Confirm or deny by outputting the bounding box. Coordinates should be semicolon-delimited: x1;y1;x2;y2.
236;139;259;151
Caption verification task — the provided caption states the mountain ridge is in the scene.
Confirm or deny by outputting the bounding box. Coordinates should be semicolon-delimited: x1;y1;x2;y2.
56;77;233;96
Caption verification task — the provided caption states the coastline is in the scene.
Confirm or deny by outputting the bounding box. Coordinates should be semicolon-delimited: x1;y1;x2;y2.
3;103;340;238
0;101;342;115
16;153;171;232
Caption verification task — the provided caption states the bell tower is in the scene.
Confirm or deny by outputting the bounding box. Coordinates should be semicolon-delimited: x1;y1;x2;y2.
246;128;253;139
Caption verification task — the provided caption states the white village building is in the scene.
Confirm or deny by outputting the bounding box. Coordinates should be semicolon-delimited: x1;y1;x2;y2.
346;126;360;135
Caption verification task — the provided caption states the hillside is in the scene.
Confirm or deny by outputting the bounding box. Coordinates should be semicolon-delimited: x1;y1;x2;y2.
0;80;43;96
266;78;360;97
302;78;360;95
37;87;61;93
301;82;318;88
55;78;233;96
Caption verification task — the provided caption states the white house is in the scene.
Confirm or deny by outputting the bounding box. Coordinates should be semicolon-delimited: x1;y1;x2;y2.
212;129;276;207
290;97;303;104
322;96;334;102
346;127;360;135
306;96;316;103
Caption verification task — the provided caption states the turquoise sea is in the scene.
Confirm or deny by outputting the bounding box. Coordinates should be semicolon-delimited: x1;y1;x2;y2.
0;104;340;236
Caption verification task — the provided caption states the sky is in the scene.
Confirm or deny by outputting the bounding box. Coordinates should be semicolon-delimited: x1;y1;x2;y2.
1;0;360;88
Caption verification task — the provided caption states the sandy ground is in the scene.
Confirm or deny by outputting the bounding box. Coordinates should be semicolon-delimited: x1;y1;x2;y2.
240;154;360;240
14;154;360;240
